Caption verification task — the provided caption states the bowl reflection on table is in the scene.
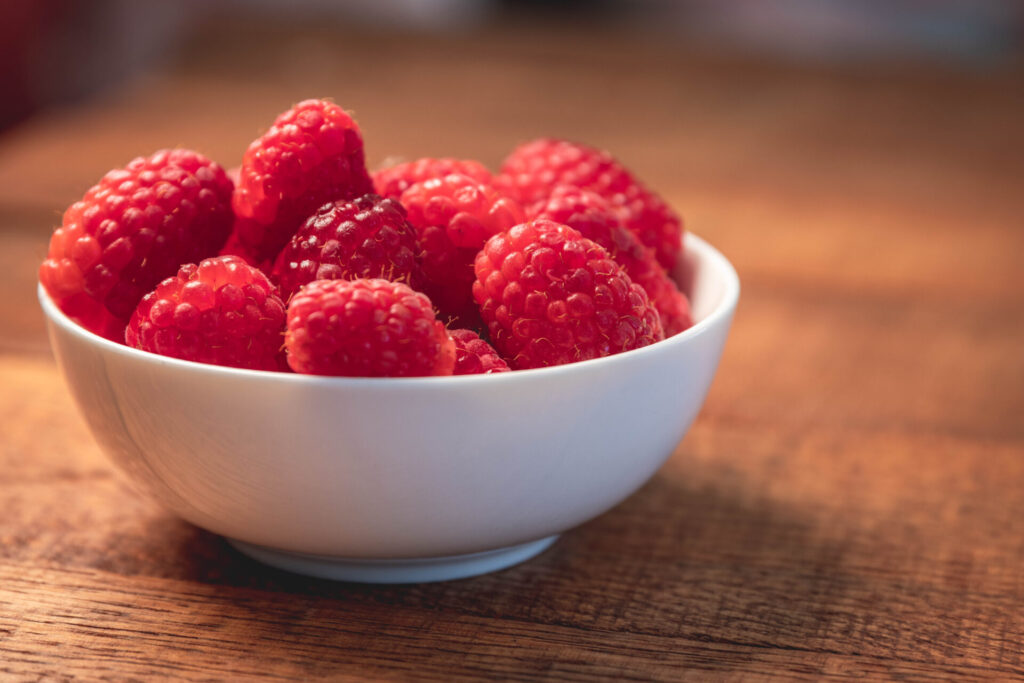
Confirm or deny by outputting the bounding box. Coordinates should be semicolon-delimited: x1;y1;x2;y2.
38;232;739;583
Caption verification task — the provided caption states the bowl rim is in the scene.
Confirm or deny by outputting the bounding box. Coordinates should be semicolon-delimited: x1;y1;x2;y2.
38;231;740;386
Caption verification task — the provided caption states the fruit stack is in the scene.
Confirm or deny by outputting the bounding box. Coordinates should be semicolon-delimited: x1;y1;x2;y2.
40;99;691;377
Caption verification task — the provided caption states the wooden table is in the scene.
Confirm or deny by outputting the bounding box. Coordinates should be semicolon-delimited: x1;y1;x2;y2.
2;20;1023;680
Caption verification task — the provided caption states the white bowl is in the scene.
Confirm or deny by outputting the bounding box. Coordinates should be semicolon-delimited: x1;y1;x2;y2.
39;232;739;583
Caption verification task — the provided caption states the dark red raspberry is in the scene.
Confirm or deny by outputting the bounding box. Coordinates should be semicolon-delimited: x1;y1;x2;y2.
400;173;525;325
450;329;510;375
231;99;374;265
473;219;663;370
39;149;234;341
494;138;682;269
271;194;424;302
531;187;692;336
126;256;287;371
285;279;456;377
372;158;492;200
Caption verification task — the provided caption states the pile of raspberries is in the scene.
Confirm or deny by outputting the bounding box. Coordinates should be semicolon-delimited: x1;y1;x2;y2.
40;99;691;377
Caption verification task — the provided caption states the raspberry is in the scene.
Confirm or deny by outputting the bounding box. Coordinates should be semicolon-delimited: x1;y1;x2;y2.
473;219;663;370
231;99;374;265
125;256;287;371
271;194;424;302
372;158;492;201
219;225;273;273
39;149;234;341
531;187;692;336
285;279;456;377
400;173;525;325
494;138;682;269
450;329;510;375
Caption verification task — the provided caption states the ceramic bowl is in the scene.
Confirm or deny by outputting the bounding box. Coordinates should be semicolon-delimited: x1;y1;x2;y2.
39;232;739;583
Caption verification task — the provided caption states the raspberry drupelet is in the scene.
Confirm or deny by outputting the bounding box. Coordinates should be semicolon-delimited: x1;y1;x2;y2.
473;219;663;370
271;194;424;303
231;99;374;265
372;158;493;201
125;256;287;370
449;329;510;374
285;279;456;377
400;173;525;326
39;149;234;341
494;138;683;270
531;186;692;336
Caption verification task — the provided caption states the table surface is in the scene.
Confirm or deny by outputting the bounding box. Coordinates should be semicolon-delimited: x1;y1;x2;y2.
2;20;1023;681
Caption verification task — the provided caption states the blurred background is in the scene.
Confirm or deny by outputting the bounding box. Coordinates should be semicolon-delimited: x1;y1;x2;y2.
2;0;1022;436
2;0;1021;132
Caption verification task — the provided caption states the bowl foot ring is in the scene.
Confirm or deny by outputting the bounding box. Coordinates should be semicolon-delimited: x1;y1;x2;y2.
228;535;559;583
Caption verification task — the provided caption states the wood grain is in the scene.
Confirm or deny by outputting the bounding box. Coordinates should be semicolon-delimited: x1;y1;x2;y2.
1;17;1022;681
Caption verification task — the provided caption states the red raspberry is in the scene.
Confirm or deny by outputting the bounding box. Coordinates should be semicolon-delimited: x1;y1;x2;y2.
450;329;510;375
400;173;525;325
285;279;456;377
271;194;424;302
219;226;273;273
473;219;663;370
39;149;234;341
531;187;692;336
494;138;682;269
372;158;492;200
231;99;374;265
125;256;286;371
